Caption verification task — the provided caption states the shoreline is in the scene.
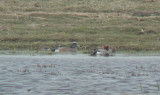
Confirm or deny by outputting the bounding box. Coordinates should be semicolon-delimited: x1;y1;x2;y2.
0;50;159;57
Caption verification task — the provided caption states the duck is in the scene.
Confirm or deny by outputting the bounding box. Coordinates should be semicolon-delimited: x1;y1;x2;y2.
52;42;78;53
91;45;116;56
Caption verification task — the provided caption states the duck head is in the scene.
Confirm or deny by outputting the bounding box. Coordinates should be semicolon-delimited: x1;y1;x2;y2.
70;42;78;49
104;45;109;51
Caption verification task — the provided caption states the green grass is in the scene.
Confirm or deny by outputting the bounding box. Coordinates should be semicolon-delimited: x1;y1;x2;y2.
0;0;160;53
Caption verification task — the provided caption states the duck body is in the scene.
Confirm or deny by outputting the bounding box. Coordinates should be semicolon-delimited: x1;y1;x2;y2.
91;45;116;57
52;42;78;54
52;47;77;53
91;49;110;56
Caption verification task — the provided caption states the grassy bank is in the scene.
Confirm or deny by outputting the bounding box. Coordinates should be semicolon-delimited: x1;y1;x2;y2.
0;0;160;53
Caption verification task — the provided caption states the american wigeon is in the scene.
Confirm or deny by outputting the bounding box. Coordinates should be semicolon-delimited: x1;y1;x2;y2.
91;45;116;56
52;42;78;53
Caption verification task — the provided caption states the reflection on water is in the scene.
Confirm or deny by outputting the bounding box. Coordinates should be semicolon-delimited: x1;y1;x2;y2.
0;54;160;95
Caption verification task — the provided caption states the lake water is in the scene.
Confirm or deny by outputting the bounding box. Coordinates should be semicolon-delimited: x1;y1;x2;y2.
0;54;160;95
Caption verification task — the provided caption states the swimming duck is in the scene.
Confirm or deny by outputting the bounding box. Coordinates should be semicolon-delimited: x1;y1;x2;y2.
91;45;116;56
52;42;78;53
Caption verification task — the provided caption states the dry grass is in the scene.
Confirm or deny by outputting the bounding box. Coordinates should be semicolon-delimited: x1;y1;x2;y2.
0;0;160;53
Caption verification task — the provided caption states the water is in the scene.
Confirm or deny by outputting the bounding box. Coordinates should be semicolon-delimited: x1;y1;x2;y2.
0;54;160;95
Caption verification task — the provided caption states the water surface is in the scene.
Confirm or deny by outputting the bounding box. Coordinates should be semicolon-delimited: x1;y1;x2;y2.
0;54;160;95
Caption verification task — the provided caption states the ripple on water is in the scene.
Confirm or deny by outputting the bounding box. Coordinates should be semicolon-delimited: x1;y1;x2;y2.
0;55;160;95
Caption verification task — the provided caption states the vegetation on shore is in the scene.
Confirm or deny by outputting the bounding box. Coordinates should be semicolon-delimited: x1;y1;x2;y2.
0;0;160;53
